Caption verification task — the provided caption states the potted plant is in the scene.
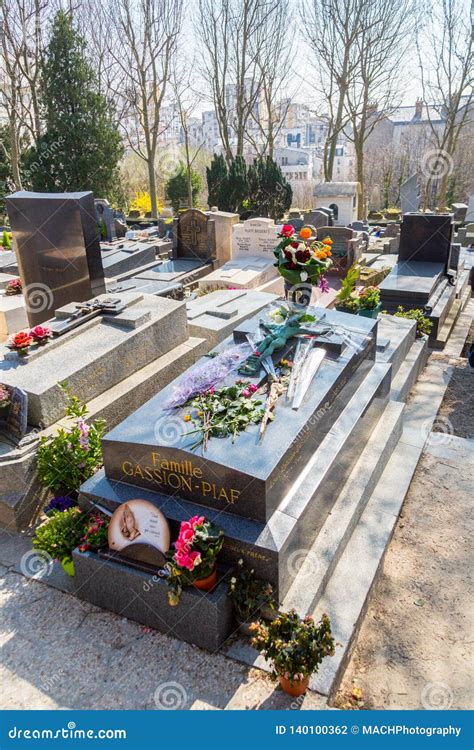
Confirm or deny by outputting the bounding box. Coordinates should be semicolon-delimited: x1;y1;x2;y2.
4;278;22;295
29;324;52;346
36;383;106;501
32;506;87;575
335;263;360;315
358;286;381;318
7;330;33;356
166;516;224;605
250;609;335;697
393;306;433;338
273;224;332;308
228;559;275;634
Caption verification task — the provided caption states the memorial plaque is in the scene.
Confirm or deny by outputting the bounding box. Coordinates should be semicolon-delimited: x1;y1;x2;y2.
231;218;281;259
177;209;212;261
6;191;106;325
107;498;170;567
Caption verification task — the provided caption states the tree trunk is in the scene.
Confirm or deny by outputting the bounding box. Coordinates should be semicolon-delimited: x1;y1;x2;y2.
355;138;364;219
147;155;158;217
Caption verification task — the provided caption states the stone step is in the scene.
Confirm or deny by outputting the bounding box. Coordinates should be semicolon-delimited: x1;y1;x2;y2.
85;336;208;429
281;400;404;617
81;362;392;600
390;337;429;402
429;285;471;350
376;315;416;376
309;437;423;699
428;280;456;337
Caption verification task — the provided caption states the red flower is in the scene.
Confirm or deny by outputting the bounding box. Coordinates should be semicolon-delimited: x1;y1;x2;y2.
290;241;299;249
30;325;51;342
280;224;294;238
287;262;298;270
8;331;32;350
295;249;310;263
284;250;293;262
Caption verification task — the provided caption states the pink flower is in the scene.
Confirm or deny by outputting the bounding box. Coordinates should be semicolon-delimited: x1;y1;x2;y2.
175;549;202;571
188;515;205;529
77;418;90;450
241;389;251;398
318;275;330;294
178;527;195;547
248;384;258;393
280;224;294;238
29;325;52;342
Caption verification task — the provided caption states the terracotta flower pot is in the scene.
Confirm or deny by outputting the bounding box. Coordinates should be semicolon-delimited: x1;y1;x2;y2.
279;675;309;697
192;567;217;592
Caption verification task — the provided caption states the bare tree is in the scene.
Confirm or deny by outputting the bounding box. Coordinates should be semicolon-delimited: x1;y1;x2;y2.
100;0;183;216
417;0;473;207
304;0;366;181
171;64;206;208
344;0;416;217
197;0;277;163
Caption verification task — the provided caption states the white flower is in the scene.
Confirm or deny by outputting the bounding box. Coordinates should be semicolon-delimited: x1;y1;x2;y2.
300;271;308;282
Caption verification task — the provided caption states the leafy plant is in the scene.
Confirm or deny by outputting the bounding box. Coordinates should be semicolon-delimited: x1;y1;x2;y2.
78;512;110;552
182;381;265;451
32;506;87;563
36;384;106;496
335;262;361;312
358;285;381;310
165;162;202;211
250;609;335;684
166;516;224;605
392;306;433;338
228;559;275;622
1;229;12;249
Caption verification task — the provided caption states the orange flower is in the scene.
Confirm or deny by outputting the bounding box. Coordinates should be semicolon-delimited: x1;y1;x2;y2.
322;236;333;245
299;226;312;240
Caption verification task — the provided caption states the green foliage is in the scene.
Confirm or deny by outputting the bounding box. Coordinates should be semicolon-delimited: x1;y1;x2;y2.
335;263;361;311
393;306;433;338
36;383;106;495
33;507;87;562
206;153;292;219
250;609;335;682
1;230;12;249
0;125;15;217
165;162;202;211
358;285;381;310
24;11;122;199
228;559;275;621
247;155;292;220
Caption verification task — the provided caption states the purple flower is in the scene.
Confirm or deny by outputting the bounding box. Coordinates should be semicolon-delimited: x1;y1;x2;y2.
44;496;77;514
318;275;330;294
77;418;90;450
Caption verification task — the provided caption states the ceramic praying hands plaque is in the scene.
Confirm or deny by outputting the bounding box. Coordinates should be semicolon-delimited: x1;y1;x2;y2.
108;499;170;567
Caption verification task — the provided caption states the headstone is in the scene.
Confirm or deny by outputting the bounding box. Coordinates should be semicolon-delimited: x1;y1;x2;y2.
0;386;28;442
303;209;328;230
5;191;106;326
384;223;401;238
207;211;240;265
95;199;116;242
177;209;213;261
465;195;474;223
232;217;281;259
287;217;304;233
451;203;468;222
400;175;421;215
398;213;453;268
315;206;334;226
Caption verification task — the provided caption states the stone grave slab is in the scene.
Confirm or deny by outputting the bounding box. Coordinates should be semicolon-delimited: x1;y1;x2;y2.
198;255;278;292
186;289;278;347
0;290;28;337
101;242;156;277
398;213;453;268
207;210;240;265
107;276;184;300
379;261;445;311
0;252;17;272
100;306;378;524
135;258;213;286
6;191;106;325
303;210;328;230
451;203;467;222
0;293;188;427
465;195;474;223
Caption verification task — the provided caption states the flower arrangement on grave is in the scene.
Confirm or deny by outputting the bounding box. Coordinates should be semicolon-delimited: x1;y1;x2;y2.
228;559;275;630
0;384;11;410
165;516;224;605
392;306;433;338
5;278;22;295
273;224;332;288
335;262;361;314
29;324;52;345
182;381;265;451
36;383;106;498
250;609;335;697
32;506;109;575
7;330;33;355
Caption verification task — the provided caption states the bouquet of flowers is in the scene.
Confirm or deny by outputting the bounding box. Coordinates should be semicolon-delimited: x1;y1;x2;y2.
166;516;224;605
273;224;332;288
5;278;22;295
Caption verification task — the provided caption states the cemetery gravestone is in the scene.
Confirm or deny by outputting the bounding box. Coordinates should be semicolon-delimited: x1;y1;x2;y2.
6;191;106;326
398;213;453;268
465;195;474;223
207;211;240;265
95;199;117;242
177;209;212;261
303;210;328;230
400;175;421;215
232;218;281;259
